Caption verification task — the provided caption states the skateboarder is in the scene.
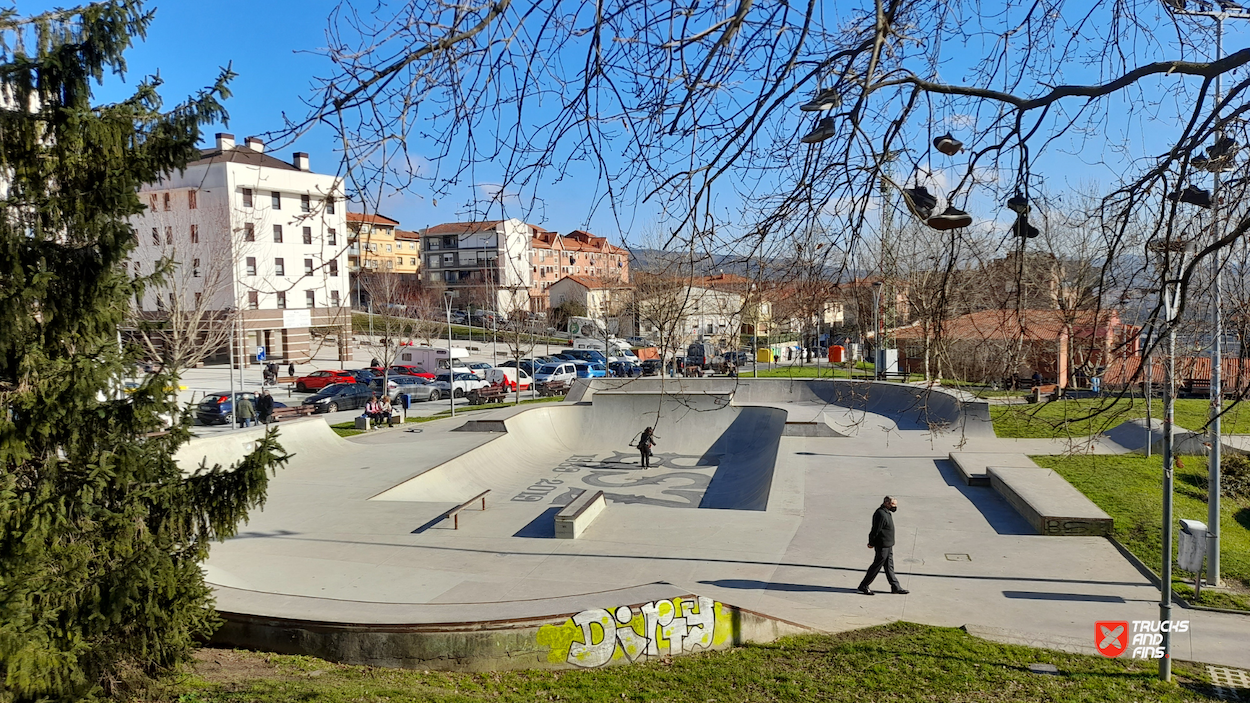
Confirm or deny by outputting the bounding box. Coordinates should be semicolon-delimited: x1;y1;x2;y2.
857;496;909;595
636;427;657;469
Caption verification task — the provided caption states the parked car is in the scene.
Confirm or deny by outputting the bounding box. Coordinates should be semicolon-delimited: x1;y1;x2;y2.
301;383;374;414
533;361;578;385
498;359;540;376
608;361;642;377
389;365;436;379
723;351;751;366
561;348;609;364
345;368;378;383
467;362;493;378
486;367;532;391
576;361;609;378
431;371;488;398
295;370;359;392
533;355;557;364
640;359;663;377
626;336;655;347
371;375;443;402
450;310;468;324
196;392;288;425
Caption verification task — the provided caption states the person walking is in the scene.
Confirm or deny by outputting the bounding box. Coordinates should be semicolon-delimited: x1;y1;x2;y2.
235;394;257;428
256;390;274;425
287;362;296;378
857;496;908;595
636;427;657;469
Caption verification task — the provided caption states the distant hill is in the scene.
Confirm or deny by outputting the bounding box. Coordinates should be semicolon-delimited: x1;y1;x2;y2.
628;248;859;281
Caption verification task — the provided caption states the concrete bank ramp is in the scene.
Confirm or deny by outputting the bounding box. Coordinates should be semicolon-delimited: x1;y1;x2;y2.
569;378;993;438
372;392;786;511
1103;417;1244;456
176;418;347;473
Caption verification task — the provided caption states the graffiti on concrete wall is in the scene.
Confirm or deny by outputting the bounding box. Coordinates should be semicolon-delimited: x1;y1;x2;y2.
513;454;721;508
536;596;733;667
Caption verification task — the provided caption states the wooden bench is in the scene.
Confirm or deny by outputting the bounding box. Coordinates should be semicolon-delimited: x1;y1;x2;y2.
1029;384;1059;403
467;384;508;405
441;490;490;530
536;380;570;398
555;490;606;539
270;405;315;421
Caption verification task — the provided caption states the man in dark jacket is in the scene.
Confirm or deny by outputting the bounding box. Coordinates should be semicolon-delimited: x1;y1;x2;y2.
858;496;908;595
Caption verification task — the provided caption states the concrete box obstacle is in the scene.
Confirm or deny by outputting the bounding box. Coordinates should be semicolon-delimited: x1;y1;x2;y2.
987;466;1113;536
948;452;1041;486
555;490;606;539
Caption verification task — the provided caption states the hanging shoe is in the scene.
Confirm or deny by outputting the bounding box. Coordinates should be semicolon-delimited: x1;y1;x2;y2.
902;185;938;220
1168;185;1213;209
933;132;963;156
927;205;973;230
800;88;841;112
1205;137;1239;171
1218;0;1244;10
1191;155;1211;172
801;116;836;144
1012;214;1039;239
1006;194;1029;215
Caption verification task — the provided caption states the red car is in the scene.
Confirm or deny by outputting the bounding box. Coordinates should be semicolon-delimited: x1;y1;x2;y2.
389;365;436;379
295;370;359;392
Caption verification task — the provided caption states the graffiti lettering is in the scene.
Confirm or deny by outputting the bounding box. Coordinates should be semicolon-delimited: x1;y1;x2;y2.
536;596;734;668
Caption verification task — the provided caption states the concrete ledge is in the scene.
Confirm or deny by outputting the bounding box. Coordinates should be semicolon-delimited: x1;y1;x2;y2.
782;421;843;437
212;591;811;671
453;419;508;433
555;490;606;539
987;466;1113;536
948;452;1040;487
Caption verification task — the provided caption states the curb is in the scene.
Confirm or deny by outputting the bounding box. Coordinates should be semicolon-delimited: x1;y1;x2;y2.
1106;536;1249;617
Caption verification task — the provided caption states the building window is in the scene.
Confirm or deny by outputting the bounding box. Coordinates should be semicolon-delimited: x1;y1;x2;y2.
271;191;281;209
386;244;392;252
194;292;201;307
242;188;253;207
245;257;256;276
244;223;255;242
326;196;336;214
329;260;339;277
444;271;455;282
306;290;315;308
133;261;140;277
192;258;201;277
442;253;455;266
427;256;439;269
168;293;175;308
165;226;173;245
149;193;158;210
248;291;258;309
188;190;197;209
410;257;416;266
428;238;440;251
330;290;340;307
301;194;310;213
273;224;283;243
151;227;159;245
163;192;171;211
276;291;286;309
274;258;285;276
442;236;456;249
190;224;198;243
328;228;337;246
302;226;312;245
304;258;313;275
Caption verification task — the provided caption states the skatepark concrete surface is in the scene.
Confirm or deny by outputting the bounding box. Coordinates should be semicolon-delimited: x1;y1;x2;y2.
195;378;1250;671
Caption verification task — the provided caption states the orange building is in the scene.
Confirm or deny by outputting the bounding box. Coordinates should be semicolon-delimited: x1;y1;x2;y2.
529;230;630;311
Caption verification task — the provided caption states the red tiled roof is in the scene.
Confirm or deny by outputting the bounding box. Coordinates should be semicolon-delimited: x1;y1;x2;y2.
892;309;1134;342
394;228;421;240
532;230;628;255
555;275;632;290
423;220;504;236
346;212;400;226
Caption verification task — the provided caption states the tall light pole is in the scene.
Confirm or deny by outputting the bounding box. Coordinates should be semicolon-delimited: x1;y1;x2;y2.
1166;0;1249;600
872;281;883;380
444;290;455;417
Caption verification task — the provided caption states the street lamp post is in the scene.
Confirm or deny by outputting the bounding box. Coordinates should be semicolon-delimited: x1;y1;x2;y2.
444;290;455;418
1166;0;1250;600
872;281;883;380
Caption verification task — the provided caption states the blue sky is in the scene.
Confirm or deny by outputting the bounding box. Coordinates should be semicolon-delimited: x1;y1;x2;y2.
20;0;1250;252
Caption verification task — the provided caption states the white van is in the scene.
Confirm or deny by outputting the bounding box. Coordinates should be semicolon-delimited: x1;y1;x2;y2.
486;367;532;391
396;345;470;373
534;361;577;385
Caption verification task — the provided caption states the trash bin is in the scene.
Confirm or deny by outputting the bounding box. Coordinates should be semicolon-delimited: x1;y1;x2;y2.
1178;519;1206;573
830;345;845;363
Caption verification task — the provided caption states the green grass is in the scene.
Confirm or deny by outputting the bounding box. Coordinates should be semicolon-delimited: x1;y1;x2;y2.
328;396;566;436
991;397;1250;438
1034;453;1250;610
149;623;1218;703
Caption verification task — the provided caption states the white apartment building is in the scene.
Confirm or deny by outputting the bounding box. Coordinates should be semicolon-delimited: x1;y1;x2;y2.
128;133;352;364
421;218;536;312
634;281;744;350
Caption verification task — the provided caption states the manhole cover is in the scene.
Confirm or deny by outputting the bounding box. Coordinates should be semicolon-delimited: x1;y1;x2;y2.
1208;665;1250;701
945;553;971;562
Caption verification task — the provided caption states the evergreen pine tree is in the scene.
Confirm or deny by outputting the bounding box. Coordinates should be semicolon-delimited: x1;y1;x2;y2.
0;3;287;699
